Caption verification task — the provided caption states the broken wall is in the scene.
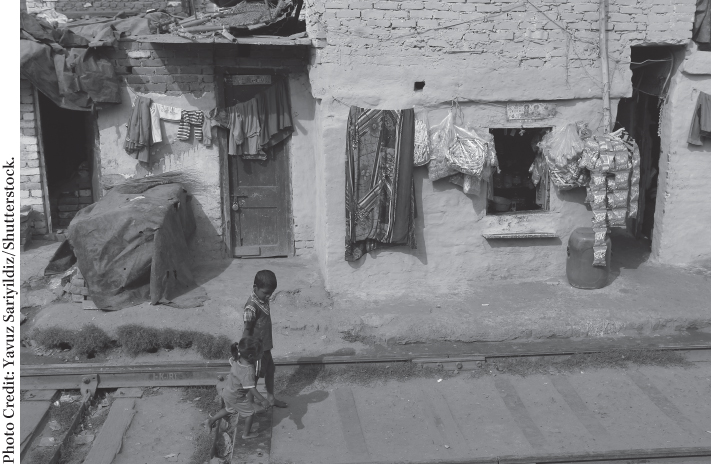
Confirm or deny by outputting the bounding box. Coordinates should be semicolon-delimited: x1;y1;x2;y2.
304;0;698;296
20;78;50;236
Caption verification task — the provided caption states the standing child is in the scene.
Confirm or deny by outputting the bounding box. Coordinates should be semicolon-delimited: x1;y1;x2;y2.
204;338;271;439
242;270;287;408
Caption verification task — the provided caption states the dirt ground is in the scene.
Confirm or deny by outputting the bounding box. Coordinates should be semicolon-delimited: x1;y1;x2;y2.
268;362;711;463
19;233;711;364
112;388;204;464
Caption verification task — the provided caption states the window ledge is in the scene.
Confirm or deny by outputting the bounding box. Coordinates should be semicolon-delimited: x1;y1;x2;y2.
482;210;560;237
482;232;558;239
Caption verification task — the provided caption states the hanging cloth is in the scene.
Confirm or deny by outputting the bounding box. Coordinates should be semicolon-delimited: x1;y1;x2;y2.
228;99;263;158
687;91;711;145
345;106;417;262
124;95;152;163
256;78;294;150
693;0;711;44
177;110;204;141
149;103;162;144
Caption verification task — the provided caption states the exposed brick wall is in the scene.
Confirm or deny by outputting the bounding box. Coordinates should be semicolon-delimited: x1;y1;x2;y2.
304;0;696;103
20;79;49;236
107;41;215;96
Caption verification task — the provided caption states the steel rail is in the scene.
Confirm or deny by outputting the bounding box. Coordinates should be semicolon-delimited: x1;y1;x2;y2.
346;446;711;464
20;344;711;391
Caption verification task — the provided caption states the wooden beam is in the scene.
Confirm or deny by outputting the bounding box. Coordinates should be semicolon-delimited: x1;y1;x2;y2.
83;398;136;464
133;34;312;46
32;87;53;234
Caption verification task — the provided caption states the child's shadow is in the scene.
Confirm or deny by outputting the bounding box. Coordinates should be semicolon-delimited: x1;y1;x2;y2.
274;390;329;430
272;349;355;429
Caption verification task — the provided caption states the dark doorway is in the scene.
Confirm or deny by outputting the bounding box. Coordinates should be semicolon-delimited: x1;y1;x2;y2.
614;45;681;244
37;92;96;232
488;127;551;214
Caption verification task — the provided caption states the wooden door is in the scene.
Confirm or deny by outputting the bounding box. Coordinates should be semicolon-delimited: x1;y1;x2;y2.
221;71;292;258
229;142;291;257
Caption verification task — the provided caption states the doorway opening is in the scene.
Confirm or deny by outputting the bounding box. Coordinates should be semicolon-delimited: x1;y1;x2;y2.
488;127;551;214
37;92;96;232
614;45;681;246
218;69;293;258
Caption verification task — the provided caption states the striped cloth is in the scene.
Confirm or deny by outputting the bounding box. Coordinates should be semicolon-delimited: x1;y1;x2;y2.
177;110;204;141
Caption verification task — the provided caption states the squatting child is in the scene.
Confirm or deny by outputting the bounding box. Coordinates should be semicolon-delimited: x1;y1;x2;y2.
242;270;287;408
204;337;271;439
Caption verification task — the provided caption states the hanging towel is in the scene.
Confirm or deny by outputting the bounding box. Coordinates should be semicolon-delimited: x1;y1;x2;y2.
124;95;152;163
345;106;417;262
688;91;711;145
149;103;162;144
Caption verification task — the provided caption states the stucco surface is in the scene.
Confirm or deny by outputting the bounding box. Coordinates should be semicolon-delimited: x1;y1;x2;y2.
314;98;620;297
653;46;711;266
97;88;225;261
96;71;319;260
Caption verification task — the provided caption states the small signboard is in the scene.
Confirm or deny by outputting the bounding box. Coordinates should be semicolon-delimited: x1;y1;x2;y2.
506;102;556;120
230;75;272;86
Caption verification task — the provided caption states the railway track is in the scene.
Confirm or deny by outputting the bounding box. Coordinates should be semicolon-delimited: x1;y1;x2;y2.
20;344;711;464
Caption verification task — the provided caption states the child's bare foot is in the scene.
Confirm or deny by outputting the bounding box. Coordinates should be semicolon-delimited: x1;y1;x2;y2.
203;419;212;433
270;398;287;408
242;432;259;439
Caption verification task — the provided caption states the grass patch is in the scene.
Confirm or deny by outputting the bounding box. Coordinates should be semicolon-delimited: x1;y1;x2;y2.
72;324;112;358
194;334;232;360
33;327;77;350
33;324;237;359
476;349;693;377
116;324;161;356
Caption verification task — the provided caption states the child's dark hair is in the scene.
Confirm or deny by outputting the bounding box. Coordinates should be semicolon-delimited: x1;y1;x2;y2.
254;270;277;290
237;336;263;364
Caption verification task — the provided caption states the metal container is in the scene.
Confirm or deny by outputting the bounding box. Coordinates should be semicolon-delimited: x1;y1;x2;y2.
566;227;611;289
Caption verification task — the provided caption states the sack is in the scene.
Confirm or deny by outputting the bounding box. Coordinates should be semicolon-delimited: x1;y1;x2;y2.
427;111;458;181
414;107;431;166
446;124;488;177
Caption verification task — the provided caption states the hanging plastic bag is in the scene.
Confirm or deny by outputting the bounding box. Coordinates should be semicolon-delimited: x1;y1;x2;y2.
414;107;431;166
538;123;585;169
446;124;488;177
427;111;458;181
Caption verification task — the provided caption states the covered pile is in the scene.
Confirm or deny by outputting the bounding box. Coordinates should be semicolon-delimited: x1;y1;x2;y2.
66;181;197;310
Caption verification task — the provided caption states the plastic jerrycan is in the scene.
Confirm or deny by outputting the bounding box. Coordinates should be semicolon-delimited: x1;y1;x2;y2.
566;227;611;289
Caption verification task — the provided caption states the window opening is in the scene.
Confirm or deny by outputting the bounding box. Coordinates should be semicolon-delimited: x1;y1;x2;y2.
488;127;551;214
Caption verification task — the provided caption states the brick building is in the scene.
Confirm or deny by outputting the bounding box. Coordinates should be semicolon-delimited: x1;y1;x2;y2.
20;0;711;299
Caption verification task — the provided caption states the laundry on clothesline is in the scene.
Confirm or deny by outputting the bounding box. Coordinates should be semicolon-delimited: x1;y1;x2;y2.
178;110;204;141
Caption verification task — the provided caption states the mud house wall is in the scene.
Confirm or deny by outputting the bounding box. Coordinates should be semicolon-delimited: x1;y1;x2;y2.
654;45;711;267
304;0;697;295
96;41;316;262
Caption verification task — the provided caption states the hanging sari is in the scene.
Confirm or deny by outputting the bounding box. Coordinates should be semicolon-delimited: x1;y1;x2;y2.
345;106;416;262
